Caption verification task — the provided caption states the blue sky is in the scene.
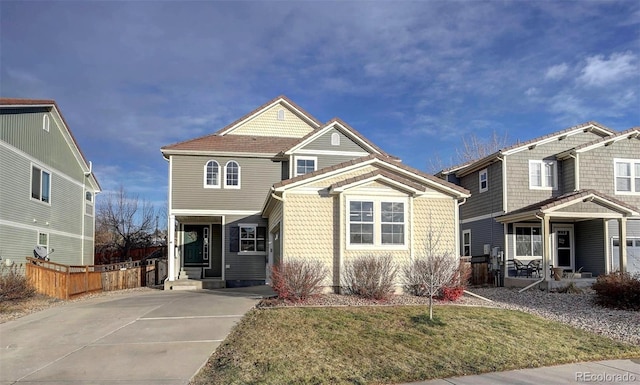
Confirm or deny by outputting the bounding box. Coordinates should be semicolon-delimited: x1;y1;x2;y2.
2;1;639;223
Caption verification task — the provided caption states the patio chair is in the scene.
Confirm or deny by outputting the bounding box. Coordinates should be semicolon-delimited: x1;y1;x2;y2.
513;259;531;277
527;259;542;277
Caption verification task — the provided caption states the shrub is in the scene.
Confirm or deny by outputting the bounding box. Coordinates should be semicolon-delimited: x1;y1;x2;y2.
0;263;36;301
591;271;640;311
343;255;397;300
440;286;465;301
270;260;328;302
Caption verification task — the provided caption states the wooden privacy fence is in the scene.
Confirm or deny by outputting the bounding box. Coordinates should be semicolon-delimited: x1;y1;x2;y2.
26;257;166;300
471;262;489;286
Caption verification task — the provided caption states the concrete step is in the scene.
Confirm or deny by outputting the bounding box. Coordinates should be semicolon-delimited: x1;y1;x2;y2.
164;278;225;291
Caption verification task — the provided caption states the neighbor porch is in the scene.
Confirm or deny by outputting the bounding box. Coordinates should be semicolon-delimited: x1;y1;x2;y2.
496;190;638;290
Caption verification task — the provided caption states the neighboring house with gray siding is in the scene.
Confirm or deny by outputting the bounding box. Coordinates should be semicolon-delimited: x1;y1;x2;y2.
0;98;100;266
161;96;469;289
438;123;640;288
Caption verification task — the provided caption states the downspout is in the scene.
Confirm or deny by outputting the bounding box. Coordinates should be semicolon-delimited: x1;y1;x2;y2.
497;156;507;212
456;198;466;258
519;212;546;292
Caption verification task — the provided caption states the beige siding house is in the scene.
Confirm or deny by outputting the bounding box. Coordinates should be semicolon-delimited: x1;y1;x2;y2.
161;96;469;289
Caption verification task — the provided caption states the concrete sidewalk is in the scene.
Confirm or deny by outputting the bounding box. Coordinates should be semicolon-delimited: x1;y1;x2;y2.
0;287;272;385
402;358;640;384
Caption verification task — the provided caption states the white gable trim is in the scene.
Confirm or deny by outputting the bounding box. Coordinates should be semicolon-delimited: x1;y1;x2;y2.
542;194;639;216
285;121;380;156
330;174;422;195
217;98;321;136
501;124;614;156
575;129;640;154
276;157;469;198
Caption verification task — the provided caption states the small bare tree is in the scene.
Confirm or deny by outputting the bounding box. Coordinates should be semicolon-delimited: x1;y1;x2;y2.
428;129;510;174
404;220;459;320
96;186;156;262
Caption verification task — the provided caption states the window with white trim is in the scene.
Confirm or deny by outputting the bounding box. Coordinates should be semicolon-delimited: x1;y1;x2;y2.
37;232;49;252
42;115;50;132
85;191;94;216
204;160;220;188
479;168;488;193
294;156;316;176
331;132;340;146
240;225;266;252
462;229;471;256
31;165;51;203
529;160;557;190
277;109;285;121
348;198;406;247
515;225;542;257
614;158;640;194
224;160;240;188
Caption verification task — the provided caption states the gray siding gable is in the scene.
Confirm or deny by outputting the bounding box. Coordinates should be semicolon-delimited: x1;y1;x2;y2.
299;127;369;154
505;130;606;212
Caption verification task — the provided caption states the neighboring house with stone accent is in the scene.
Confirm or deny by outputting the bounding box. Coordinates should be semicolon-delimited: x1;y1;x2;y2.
161;96;469;289
438;122;640;288
0;98;101;266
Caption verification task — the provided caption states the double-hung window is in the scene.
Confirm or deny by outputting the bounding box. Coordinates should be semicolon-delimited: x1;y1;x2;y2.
295;156;316;176
204;160;220;188
479;169;488;193
614;159;640;194
515;226;542;257
224;160;240;189
348;198;406;247
462;230;471;256
31;165;51;203
529;160;557;190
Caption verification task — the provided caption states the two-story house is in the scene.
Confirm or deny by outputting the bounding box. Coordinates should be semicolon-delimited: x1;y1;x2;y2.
0;98;101;266
438;122;640;288
161;96;470;289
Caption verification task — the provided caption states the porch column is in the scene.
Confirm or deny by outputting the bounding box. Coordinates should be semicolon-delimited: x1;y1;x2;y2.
542;214;551;281
168;215;176;281
618;217;628;272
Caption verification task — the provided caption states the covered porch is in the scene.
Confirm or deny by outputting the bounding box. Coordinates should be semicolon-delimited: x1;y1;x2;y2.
496;190;639;290
165;214;225;290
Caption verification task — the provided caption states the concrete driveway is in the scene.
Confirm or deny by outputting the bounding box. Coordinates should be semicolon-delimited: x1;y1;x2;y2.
0;287;271;385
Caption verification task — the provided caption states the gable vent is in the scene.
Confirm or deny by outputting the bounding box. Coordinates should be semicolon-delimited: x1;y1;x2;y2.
277;109;285;121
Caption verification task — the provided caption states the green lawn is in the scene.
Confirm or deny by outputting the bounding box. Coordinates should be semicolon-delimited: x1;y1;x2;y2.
192;306;640;385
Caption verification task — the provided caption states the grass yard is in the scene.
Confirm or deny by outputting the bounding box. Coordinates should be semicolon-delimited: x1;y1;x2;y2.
192;305;640;385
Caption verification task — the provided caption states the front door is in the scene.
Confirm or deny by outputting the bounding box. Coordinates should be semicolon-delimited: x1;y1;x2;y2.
553;225;574;271
183;224;209;266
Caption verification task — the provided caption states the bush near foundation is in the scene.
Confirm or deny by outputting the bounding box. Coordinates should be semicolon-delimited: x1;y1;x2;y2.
0;264;36;301
270;260;328;302
591;272;640;311
343;255;397;300
438;261;471;301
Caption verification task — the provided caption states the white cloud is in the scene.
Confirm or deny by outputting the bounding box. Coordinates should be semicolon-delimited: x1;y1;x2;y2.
578;52;637;87
545;63;569;80
525;87;539;97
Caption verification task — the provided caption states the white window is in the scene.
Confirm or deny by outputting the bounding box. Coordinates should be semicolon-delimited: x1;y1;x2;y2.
614;158;640;195
331;132;340;146
479;169;488;193
347;198;407;248
224;160;241;189
31;165;51;203
37;231;49;252
42;115;50;132
294;156;317;176
239;225;266;252
85;191;94;216
529;160;557;190
277;109;285;121
462;229;471;256
515;225;542;257
204;160;220;188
